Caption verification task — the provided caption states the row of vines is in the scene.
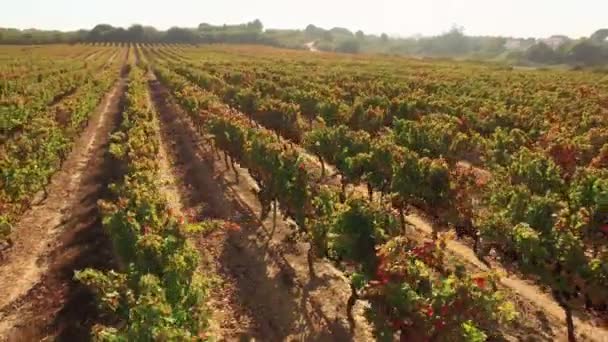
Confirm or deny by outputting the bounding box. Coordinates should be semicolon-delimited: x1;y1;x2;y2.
151;58;518;341
75;65;217;340
147;45;608;340
0;46;125;244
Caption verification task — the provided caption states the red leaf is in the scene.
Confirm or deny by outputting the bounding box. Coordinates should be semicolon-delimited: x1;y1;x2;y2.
223;222;241;231
375;267;389;284
473;277;486;289
425;305;434;317
434;320;446;330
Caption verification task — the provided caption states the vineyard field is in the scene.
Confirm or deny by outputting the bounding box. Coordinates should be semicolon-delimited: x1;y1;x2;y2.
0;43;607;342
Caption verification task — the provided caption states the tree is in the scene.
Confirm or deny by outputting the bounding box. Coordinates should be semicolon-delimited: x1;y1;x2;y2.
248;19;264;33
305;24;318;33
198;23;213;31
590;29;608;43
478;37;507;56
305;24;325;39
107;27;128;42
442;26;468;55
417;25;469;56
524;42;560;64
355;30;365;40
336;39;360;54
88;24;115;42
142;26;161;42
322;30;333;42
567;40;604;66
165;27;198;43
127;24;144;42
380;33;389;42
330;27;354;37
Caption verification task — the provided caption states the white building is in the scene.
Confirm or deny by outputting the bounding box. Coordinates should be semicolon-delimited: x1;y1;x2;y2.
540;36;569;50
504;38;523;50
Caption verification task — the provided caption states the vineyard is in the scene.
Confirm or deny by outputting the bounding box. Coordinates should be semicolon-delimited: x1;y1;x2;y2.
0;43;607;341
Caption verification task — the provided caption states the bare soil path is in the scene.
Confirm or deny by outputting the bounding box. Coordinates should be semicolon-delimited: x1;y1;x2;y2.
0;64;128;341
149;76;374;341
83;49;100;61
305;41;319;52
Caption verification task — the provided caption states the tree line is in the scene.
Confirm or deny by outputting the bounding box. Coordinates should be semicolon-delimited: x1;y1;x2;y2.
1;21;606;66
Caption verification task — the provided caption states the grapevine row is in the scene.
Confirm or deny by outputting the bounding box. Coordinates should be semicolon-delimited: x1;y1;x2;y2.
151;49;608;340
152;63;517;340
0;48;125;244
1;48;119;137
75;65;215;340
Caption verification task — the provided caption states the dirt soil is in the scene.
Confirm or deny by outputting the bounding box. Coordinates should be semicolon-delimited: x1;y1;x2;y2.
0;68;127;341
149;76;374;341
305;41;319;52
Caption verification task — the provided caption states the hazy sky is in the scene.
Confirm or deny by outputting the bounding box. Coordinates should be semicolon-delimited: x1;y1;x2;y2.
1;0;604;38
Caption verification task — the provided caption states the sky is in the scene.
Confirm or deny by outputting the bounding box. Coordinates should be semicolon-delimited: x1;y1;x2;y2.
1;0;605;38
